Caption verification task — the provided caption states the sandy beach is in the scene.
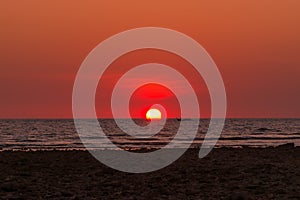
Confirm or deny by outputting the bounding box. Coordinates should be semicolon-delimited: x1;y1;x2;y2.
0;145;299;199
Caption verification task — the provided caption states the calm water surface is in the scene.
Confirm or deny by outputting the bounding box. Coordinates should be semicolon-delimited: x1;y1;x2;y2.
0;119;299;151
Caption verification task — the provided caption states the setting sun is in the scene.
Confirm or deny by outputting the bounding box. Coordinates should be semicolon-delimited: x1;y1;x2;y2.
146;108;162;120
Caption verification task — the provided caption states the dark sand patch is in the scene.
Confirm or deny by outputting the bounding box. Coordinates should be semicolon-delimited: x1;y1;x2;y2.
0;146;300;199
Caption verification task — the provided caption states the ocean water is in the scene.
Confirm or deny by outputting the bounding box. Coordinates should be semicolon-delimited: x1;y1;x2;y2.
0;119;299;151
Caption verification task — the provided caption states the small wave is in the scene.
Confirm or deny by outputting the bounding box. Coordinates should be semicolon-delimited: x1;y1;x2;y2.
254;128;281;133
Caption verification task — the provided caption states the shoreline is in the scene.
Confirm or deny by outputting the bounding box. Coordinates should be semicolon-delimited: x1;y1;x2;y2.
0;142;297;152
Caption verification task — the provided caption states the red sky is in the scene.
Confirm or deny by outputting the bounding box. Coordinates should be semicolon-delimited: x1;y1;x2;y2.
0;1;299;118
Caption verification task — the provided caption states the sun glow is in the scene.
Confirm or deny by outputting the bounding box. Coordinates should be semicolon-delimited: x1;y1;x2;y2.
146;108;162;120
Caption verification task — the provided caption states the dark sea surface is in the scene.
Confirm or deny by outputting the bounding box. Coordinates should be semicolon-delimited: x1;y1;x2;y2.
0;119;299;151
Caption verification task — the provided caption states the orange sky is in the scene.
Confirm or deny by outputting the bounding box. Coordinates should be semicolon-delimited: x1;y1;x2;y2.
0;1;299;118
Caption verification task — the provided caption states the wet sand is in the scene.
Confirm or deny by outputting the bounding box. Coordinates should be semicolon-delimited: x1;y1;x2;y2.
0;145;300;199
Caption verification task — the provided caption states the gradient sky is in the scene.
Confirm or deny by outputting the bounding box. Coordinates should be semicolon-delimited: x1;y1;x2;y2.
0;1;299;118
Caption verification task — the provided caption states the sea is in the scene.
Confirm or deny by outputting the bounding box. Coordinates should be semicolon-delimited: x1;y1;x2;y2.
0;119;299;151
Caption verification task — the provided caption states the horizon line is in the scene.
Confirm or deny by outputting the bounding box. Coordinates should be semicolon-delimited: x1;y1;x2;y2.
0;117;299;120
